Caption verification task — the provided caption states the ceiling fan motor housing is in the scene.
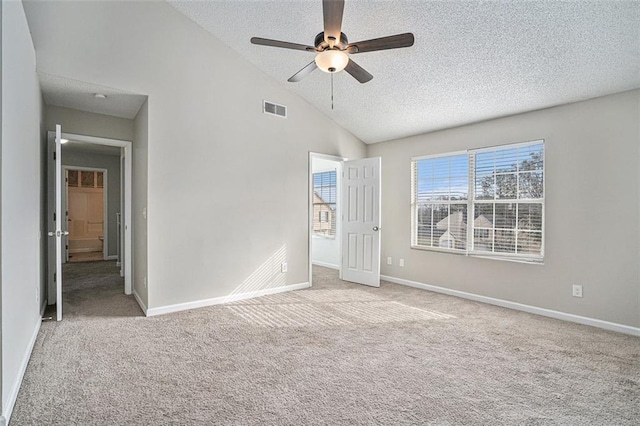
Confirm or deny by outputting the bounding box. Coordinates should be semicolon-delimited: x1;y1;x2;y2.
315;31;349;51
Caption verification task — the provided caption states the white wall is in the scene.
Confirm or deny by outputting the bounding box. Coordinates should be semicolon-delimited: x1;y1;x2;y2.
23;1;366;311
0;0;4;414
311;157;342;269
368;90;640;328
1;1;42;422
44;105;134;142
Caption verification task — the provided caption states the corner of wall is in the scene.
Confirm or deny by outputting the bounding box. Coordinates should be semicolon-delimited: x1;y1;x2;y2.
132;98;149;308
39;90;47;314
0;0;4;413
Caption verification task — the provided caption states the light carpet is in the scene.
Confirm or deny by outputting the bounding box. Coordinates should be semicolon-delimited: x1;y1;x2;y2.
11;265;640;425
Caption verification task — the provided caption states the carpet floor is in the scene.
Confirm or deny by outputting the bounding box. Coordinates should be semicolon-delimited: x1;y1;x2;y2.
11;265;640;425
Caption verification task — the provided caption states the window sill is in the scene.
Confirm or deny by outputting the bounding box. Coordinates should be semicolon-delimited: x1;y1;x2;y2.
470;254;544;265
313;234;337;240
410;245;467;255
410;245;544;265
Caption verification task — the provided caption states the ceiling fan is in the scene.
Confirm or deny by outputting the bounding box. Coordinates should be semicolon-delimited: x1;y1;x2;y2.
250;0;415;84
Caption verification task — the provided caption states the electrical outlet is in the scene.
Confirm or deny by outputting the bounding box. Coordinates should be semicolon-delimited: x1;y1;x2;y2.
399;258;405;267
281;262;288;273
144;276;147;289
572;284;583;298
387;257;392;265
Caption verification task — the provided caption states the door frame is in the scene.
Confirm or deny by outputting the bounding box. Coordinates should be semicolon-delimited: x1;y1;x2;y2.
308;152;346;287
63;166;109;262
47;131;133;296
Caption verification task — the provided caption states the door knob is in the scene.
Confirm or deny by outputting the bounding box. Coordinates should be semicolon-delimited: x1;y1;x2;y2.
47;230;69;237
373;226;379;232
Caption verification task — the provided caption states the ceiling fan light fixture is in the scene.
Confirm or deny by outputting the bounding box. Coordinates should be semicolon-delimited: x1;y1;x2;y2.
315;49;349;73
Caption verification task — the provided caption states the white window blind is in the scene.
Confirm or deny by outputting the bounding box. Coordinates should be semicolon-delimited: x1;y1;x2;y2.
313;170;337;238
412;141;544;262
412;153;469;252
471;142;544;259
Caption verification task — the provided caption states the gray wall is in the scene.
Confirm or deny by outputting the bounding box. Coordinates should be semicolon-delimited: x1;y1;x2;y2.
24;1;367;310
45;105;134;142
61;150;121;257
133;99;148;307
1;1;42;421
368;90;640;328
0;0;4;413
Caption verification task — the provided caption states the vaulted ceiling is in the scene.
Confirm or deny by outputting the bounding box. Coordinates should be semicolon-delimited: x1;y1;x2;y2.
169;0;640;144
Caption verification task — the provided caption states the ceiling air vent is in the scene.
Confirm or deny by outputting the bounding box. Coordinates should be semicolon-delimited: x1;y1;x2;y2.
263;100;287;118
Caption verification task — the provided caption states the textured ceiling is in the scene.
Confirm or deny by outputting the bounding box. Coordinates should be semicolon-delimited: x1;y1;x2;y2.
169;0;640;144
39;73;147;119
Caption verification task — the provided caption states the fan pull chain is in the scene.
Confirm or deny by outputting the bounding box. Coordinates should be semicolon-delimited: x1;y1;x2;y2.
331;72;334;110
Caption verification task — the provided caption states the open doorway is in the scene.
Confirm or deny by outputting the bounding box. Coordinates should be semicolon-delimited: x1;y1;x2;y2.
309;153;344;286
64;167;108;263
308;153;382;288
47;130;133;320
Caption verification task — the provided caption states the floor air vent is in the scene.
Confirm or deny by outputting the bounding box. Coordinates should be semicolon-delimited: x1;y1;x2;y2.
263;100;287;118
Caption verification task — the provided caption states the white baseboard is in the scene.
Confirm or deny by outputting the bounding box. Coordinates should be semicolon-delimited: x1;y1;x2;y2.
381;274;640;337
2;314;42;424
147;282;311;317
312;261;340;270
133;289;148;316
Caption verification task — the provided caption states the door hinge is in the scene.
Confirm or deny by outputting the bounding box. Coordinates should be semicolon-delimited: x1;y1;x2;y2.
53;152;56;160
53;272;57;282
53;212;56;221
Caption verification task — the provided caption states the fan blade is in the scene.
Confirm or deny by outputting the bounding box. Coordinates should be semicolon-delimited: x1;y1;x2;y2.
288;61;318;82
344;59;373;84
251;37;316;52
323;0;345;45
346;33;415;54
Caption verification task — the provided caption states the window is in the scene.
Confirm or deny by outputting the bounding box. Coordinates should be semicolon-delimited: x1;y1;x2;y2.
313;170;337;237
412;140;544;262
413;153;469;252
67;170;103;189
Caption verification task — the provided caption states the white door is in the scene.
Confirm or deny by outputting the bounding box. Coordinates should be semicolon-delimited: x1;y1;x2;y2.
47;124;66;321
341;157;381;287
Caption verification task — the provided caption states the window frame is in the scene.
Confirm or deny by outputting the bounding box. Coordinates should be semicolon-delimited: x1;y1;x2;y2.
410;150;469;254
411;140;545;263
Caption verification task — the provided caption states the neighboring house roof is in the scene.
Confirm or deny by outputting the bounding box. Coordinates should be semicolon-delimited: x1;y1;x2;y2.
313;192;336;210
474;215;493;229
436;211;466;241
436;212;493;241
439;230;455;241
